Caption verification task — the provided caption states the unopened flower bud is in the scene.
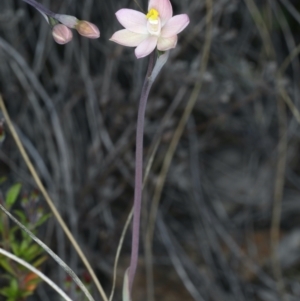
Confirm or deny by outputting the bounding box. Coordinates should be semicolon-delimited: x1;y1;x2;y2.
52;24;73;44
54;14;78;28
75;21;100;39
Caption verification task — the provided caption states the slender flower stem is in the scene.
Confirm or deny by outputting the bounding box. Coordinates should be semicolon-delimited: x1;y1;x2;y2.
129;52;155;291
21;0;55;17
128;51;169;292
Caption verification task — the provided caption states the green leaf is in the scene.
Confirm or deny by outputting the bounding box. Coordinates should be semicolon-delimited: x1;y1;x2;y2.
23;290;35;297
19;239;30;256
34;213;51;228
0;287;11;297
13;210;27;224
10;241;21;257
32;255;47;268
5;183;22;208
23;244;41;262
10;278;18;294
0;257;16;275
0;278;19;299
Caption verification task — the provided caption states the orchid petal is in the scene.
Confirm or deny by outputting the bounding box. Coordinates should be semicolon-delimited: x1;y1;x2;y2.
148;0;172;25
135;36;158;59
161;14;190;38
157;35;178;51
116;9;148;34
110;29;148;47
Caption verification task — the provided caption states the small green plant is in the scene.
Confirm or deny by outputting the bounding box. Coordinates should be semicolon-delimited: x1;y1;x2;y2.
0;183;50;300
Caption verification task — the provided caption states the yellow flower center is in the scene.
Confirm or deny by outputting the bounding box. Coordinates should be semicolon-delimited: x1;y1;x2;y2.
146;8;159;21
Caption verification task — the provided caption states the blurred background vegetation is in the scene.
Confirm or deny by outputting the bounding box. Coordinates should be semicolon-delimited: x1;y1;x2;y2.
1;0;300;300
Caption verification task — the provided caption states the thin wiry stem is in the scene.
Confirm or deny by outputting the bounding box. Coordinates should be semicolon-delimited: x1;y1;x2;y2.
129;51;155;291
129;50;170;292
21;0;55;17
111;80;180;301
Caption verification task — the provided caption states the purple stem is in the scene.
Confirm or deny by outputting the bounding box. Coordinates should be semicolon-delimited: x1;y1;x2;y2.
21;0;56;17
129;52;155;291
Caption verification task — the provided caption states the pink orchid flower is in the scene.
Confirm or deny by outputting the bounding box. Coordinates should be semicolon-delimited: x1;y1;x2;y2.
110;0;190;59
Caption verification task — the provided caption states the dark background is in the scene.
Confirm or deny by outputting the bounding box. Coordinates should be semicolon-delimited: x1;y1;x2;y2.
1;0;300;300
